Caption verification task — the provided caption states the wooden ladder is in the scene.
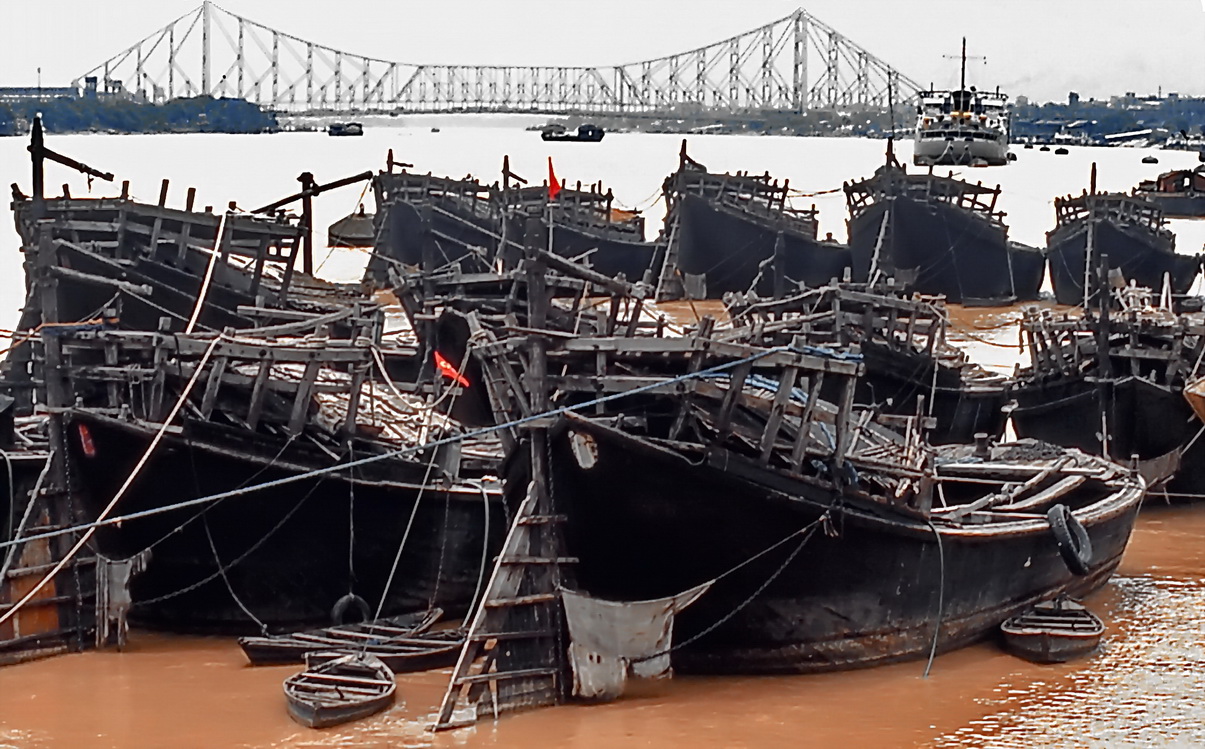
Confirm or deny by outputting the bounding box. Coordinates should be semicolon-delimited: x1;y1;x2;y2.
654;209;684;302
432;481;574;731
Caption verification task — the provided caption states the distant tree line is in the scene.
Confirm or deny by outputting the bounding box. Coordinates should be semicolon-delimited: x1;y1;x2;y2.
0;96;278;136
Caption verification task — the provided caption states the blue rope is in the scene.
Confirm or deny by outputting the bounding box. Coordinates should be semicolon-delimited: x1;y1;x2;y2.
0;343;848;552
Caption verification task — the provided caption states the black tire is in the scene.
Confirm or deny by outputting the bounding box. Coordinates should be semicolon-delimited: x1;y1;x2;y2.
1046;503;1092;576
331;593;371;625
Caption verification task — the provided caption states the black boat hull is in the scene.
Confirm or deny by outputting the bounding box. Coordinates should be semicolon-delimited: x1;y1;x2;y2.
1011;374;1205;497
549;419;1142;675
366;198;501;281
548;223;658;283
850;341;1009;444
848;196;1035;304
1047;219;1200;306
676;193;850;298
64;412;505;634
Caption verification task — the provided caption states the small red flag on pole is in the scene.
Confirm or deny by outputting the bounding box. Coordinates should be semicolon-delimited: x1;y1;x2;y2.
548;157;561;201
433;351;470;387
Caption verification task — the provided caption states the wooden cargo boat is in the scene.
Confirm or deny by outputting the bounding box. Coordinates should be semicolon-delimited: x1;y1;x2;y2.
1011;291;1205;498
53;321;505;634
365;168;503;284
451;291;1145;676
284;652;395;728
1047;176;1199;306
299;631;465;674
659;142;850;300
238;609;441;665
1133;166;1205;218
548;413;1142;674
845;144;1043;305
1000;596;1104;663
365;159;658;286
724;284;1010;444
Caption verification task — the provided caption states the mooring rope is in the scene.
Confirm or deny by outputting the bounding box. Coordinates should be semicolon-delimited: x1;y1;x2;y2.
629;506;834;664
0;334;224;628
1;215;230;626
922;516;947;678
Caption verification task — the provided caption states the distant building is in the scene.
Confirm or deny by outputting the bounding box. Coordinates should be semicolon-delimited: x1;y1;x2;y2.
1068;91;1080;107
0;86;79;103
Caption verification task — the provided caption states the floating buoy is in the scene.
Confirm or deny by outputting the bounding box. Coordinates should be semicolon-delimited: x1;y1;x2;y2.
1141;155;1159;164
1040;145;1050;152
1054;147;1069;155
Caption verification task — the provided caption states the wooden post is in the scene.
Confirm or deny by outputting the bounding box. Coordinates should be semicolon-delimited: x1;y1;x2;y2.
772;229;786;299
299;171;315;275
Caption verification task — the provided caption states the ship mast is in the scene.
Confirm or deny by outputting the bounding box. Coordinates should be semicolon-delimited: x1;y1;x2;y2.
960;37;967;91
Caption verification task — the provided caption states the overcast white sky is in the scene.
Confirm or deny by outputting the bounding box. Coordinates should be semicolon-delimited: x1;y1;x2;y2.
3;0;1203;104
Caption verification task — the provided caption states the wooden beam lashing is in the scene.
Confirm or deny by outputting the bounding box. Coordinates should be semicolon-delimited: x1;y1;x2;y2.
790;372;824;473
246;356;274;431
287;359;321;435
759;365;799;464
199;354;230;420
342;363;369;438
668;315;716;441
713;359;753;443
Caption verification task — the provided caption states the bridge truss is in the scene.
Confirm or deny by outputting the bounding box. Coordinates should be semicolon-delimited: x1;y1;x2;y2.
77;2;921;115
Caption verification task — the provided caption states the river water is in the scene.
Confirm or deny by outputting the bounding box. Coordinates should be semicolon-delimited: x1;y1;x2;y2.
2;123;1205;747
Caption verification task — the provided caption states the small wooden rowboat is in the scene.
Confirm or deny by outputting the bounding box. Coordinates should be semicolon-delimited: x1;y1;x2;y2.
1000;597;1105;663
284;652;396;729
239;609;442;666
301;630;466;674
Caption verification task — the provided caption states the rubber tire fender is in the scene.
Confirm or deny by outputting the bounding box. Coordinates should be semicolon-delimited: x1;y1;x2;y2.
331;593;371;625
1046;503;1092;576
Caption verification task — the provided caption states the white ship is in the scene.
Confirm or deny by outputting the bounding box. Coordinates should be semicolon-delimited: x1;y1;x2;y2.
913;39;1010;167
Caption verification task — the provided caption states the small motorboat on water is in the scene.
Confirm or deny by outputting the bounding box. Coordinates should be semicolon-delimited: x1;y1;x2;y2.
1000;596;1105;663
328;122;364;137
540;123;605;142
284;652;396;729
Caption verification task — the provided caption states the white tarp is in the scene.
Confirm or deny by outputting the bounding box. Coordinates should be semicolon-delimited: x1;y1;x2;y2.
561;582;712;701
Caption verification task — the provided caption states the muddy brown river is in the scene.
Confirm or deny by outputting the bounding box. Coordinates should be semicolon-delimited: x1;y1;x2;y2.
1;505;1203;748
4;303;1205;747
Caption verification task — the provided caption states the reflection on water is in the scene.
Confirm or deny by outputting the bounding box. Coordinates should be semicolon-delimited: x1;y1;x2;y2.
932;576;1205;749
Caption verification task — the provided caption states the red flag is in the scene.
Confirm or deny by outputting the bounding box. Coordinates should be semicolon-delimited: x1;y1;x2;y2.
548;157;561;201
434;351;470;387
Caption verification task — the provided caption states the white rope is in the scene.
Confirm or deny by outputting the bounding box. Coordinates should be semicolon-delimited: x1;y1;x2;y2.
184;212;228;334
0;335;223;628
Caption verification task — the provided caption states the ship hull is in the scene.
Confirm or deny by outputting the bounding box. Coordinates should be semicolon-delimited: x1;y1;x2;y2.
1012;374;1205;497
549;418;1142;674
676;193;851;298
848;195;1033;304
913;133;1010;167
64;411;504;634
1047;218;1199;306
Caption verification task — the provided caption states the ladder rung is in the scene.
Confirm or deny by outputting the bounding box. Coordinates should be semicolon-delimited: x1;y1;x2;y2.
499;556;578;565
454;667;558;686
517;514;567;526
483;593;558;608
468;629;555;643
